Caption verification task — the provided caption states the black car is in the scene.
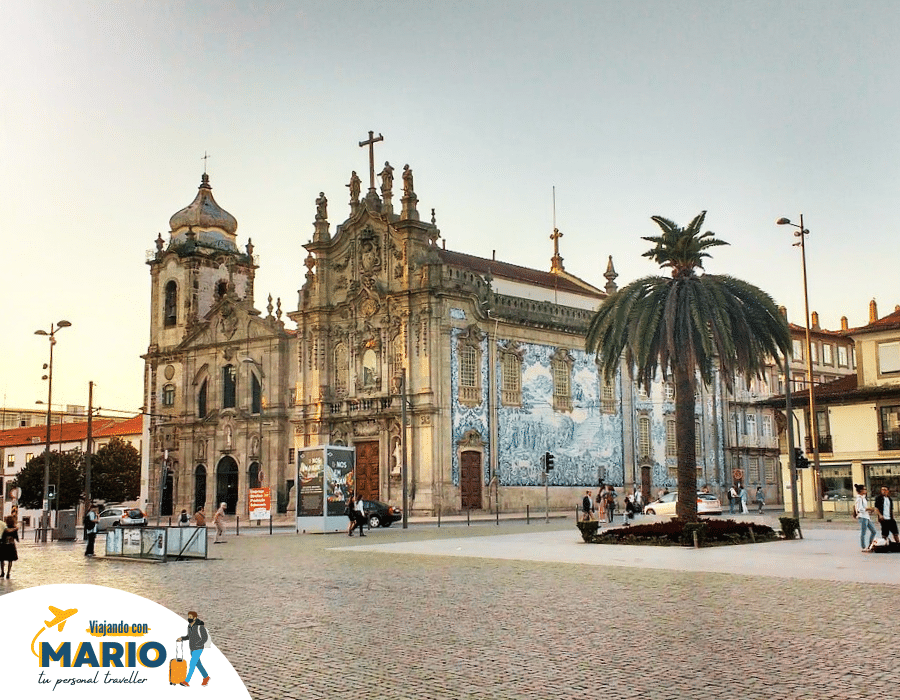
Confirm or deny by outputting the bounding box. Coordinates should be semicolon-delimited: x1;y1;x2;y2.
359;499;402;528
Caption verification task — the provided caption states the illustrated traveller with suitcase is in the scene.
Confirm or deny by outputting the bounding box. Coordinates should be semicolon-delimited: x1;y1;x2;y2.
173;610;211;687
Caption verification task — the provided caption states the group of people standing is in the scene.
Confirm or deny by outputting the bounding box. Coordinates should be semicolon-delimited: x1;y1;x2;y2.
727;485;766;514
581;486;641;524
854;484;900;552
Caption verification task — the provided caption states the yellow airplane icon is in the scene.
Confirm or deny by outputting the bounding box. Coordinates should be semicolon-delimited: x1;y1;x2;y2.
32;605;78;658
45;606;78;632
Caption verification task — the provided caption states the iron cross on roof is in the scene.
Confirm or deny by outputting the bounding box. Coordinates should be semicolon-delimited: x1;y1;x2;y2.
359;130;384;191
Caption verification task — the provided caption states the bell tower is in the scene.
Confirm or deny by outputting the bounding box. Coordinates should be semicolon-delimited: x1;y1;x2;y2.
146;173;257;351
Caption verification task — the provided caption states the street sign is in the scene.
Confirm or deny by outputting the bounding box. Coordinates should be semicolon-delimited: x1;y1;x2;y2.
249;488;271;521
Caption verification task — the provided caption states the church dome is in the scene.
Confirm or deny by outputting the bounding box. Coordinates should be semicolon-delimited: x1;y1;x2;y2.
169;173;238;235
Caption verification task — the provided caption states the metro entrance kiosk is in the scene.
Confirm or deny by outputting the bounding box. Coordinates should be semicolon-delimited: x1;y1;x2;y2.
295;445;356;532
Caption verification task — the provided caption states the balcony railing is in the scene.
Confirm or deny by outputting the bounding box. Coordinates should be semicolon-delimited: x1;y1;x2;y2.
806;434;833;453
879;431;900;451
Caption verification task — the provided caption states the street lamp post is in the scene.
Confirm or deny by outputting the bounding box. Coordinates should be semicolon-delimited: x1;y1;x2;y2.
34;319;72;542
777;215;823;519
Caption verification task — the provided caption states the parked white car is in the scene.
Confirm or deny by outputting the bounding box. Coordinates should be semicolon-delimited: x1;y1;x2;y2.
643;492;722;516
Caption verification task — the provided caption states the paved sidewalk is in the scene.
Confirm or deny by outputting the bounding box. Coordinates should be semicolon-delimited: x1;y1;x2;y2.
2;517;893;700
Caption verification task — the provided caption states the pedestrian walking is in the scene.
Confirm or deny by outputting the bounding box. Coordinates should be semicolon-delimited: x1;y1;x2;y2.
0;515;19;578
176;610;211;687
193;506;206;527
739;485;749;514
347;494;358;536
604;485;617;524
84;504;99;557
624;494;636;521
212;503;227;543
755;486;766;514
581;490;594;522
854;484;877;552
728;486;738;514
354;494;368;536
874;486;900;545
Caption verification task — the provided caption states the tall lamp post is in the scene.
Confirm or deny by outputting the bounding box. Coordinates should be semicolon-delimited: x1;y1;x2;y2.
34;319;72;542
777;215;823;519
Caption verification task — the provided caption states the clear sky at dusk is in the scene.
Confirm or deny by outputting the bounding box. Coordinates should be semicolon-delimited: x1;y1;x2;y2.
2;0;898;415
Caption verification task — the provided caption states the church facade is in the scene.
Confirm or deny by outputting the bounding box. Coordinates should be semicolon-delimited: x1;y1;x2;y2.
142;141;737;518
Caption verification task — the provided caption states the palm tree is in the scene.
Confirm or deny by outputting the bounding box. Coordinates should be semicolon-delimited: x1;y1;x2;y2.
586;211;791;521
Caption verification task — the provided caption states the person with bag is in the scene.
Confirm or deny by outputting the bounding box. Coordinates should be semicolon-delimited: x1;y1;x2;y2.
854;484;877;552
178;509;189;527
581;490;594;522
728;486;738;515
604;485;617;524
175;610;210;687
0;516;18;578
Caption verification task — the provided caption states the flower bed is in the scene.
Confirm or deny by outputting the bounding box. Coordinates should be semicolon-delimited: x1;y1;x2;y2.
578;518;779;547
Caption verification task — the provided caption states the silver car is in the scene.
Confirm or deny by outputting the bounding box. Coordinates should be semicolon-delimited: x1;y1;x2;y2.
95;507;147;532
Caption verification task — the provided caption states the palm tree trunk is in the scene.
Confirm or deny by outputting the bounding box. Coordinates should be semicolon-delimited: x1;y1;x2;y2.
674;362;698;521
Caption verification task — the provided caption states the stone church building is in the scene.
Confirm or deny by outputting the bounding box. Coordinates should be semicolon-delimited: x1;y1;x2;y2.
143;141;735;518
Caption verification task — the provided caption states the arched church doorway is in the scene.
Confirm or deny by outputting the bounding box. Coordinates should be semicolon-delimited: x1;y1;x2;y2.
194;464;207;513
216;456;239;515
460;450;482;510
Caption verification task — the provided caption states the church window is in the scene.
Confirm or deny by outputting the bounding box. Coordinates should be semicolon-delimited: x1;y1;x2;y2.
362;349;378;387
665;417;676;457
197;380;208;418
251;372;261;414
222;365;236;409
601;378;616;414
162;384;175;407
638;415;651;461
164;281;178;327
216;280;228;299
501;352;521;406
456;326;483;407
334;344;349;397
551;349;573;412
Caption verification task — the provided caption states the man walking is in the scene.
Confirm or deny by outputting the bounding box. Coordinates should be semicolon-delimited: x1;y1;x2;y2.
84;504;98;557
176;610;211;687
874;486;900;545
581;490;594;521
213;502;227;543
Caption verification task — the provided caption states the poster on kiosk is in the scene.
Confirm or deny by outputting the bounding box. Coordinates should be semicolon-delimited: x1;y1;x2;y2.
296;445;356;532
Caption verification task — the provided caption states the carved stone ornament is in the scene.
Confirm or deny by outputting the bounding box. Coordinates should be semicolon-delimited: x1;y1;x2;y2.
219;302;239;340
457;429;484;448
358;227;382;275
353;420;379;436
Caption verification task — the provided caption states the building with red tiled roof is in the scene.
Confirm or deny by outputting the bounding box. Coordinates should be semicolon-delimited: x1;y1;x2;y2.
1;415;144;525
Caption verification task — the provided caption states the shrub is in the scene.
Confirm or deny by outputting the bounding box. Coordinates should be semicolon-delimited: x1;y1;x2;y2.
582;518;778;547
778;517;802;540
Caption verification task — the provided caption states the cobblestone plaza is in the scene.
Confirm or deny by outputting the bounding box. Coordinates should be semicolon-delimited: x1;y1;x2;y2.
1;518;895;700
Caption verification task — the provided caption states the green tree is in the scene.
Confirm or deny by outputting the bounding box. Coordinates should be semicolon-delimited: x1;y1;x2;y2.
12;451;84;510
586;211;791;521
90;437;141;503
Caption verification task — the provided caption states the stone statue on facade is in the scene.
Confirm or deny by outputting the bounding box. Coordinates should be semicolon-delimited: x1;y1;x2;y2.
315;192;328;221
346;171;361;202
402;164;414;197
379;161;394;194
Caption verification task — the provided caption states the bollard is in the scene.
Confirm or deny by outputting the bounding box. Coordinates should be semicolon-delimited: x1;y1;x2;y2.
467;509;470;526
692;530;699;549
496;508;499;526
236;516;240;536
437;510;441;528
526;505;530;525
168;517;172;527
270;517;273;535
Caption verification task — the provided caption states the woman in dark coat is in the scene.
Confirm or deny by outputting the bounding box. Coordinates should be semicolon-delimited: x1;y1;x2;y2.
1;515;19;578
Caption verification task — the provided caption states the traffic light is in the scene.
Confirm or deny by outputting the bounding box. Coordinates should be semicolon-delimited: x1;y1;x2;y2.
545;452;554;472
793;447;809;469
47;484;57;501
